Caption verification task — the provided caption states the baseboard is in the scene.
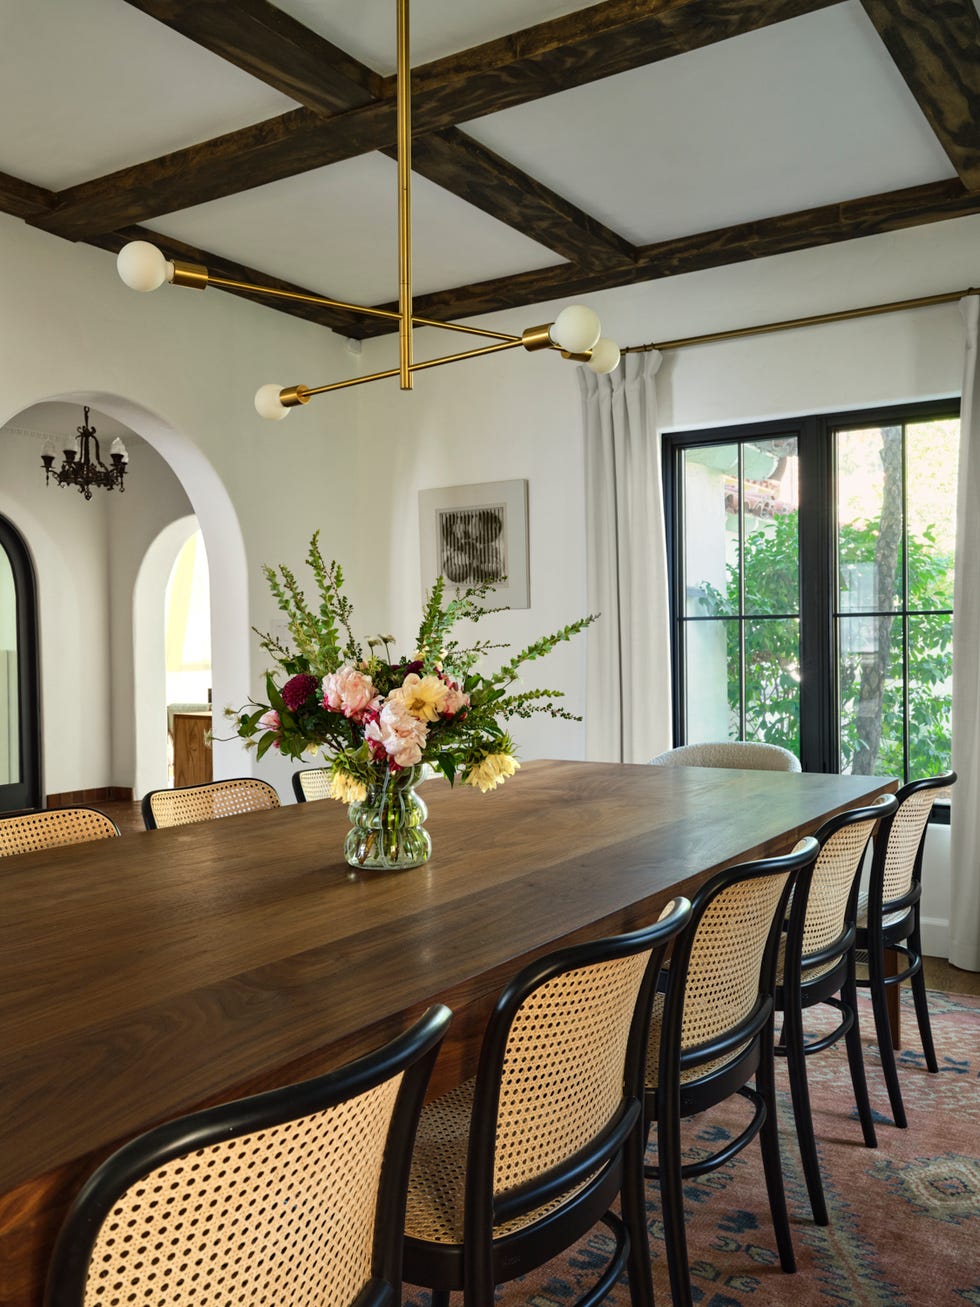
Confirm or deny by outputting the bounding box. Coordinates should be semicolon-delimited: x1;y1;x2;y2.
46;787;134;808
920;915;949;959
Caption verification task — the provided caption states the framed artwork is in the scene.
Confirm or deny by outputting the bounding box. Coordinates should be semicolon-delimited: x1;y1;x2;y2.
419;479;529;609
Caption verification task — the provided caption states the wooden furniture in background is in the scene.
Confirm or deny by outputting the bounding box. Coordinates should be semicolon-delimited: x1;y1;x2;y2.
172;711;212;787
0;760;895;1306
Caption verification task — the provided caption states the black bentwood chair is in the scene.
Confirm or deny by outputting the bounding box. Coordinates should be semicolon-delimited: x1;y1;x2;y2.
45;1005;452;1307
855;772;957;1128
141;776;280;828
293;766;332;802
774;794;899;1225
644;837;820;1307
401;898;693;1307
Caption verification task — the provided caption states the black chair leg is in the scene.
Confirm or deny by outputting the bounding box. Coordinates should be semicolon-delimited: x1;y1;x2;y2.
622;1127;656;1307
656;1111;695;1307
782;1003;828;1227
908;928;939;1073
431;1291;451;1307
757;1045;797;1267
868;959;907;1129
842;967;877;1149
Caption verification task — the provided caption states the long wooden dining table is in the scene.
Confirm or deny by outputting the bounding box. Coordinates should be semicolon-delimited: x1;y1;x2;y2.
0;759;895;1305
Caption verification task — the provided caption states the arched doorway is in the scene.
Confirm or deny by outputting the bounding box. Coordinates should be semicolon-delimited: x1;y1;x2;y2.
0;515;41;812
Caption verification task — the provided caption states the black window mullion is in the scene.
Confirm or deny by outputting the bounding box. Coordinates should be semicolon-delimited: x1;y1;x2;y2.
798;417;834;772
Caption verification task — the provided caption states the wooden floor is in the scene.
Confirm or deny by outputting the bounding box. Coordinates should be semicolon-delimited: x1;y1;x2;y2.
96;799;980;996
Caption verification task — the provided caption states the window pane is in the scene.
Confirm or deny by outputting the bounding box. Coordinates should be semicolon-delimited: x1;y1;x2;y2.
744;618;800;756
837;426;905;611
742;438;799;617
906;419;958;609
685;619;737;741
838;615;904;775
682;444;738;617
907;612;953;779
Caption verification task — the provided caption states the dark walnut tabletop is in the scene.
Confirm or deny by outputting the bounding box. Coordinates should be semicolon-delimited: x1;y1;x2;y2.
0;759;894;1306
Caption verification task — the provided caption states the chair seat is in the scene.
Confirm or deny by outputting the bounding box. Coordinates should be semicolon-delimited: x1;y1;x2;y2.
774;934;841;987
405;1078;597;1245
855;888;911;933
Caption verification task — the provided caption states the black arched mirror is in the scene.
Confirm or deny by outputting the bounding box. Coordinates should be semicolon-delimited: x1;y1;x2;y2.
0;515;41;812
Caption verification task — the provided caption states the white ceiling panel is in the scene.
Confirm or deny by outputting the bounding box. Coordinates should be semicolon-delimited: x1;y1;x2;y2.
0;0;298;190
274;0;603;74
147;153;564;305
464;2;956;245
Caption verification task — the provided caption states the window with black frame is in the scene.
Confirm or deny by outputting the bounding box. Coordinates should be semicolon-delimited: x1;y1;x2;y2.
663;401;958;800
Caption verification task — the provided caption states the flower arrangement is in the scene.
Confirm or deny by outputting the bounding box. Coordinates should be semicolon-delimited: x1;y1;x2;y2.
231;534;596;847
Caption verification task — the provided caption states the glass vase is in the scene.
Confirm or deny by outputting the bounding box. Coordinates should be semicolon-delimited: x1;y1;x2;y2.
344;765;431;870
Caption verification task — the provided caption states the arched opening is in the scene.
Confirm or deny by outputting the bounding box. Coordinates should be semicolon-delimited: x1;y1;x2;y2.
0;515;41;812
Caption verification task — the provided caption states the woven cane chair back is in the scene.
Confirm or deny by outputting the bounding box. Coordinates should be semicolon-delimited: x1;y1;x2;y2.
681;871;790;1050
292;767;332;803
799;814;879;958
46;1006;451;1307
143;778;280;829
880;782;949;904
492;952;648;1195
0;807;119;857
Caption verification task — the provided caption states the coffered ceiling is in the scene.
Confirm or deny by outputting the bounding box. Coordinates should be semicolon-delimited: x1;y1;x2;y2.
1;0;978;339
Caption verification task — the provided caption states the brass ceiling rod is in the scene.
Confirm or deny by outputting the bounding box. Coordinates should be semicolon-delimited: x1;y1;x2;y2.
623;287;980;355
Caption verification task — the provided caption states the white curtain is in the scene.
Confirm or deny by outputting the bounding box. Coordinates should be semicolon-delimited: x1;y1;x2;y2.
950;294;980;971
578;351;672;763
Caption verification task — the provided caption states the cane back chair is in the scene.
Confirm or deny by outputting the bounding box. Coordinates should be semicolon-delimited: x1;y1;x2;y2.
45;1004;452;1307
774;793;898;1225
855;772;956;1128
644;837;819;1307
292;766;332;803
0;807;120;856
402;897;692;1307
142;777;280;829
648;741;802;772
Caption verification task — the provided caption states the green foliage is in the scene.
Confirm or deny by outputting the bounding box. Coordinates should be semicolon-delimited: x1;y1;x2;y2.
232;536;598;792
699;511;953;779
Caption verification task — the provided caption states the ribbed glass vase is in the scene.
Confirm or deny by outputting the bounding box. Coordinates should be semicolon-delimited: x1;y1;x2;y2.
344;764;431;870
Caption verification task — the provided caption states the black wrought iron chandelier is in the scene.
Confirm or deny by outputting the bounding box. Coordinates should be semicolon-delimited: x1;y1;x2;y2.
40;406;128;500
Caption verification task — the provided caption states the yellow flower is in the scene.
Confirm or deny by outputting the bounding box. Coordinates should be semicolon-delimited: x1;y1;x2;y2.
327;770;368;804
390;672;449;722
464;753;520;793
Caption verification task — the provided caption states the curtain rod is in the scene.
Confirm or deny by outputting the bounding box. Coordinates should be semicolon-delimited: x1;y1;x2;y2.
621;286;978;355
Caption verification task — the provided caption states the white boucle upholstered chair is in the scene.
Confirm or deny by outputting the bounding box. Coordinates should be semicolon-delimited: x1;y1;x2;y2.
649;741;802;772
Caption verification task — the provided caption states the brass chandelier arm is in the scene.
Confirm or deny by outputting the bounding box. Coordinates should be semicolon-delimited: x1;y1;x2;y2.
293;337;528;402
196;268;521;341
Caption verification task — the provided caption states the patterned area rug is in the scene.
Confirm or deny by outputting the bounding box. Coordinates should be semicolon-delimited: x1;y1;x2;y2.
404;990;980;1306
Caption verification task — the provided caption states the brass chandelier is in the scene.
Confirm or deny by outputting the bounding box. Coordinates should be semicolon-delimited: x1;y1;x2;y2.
41;406;128;499
114;0;621;419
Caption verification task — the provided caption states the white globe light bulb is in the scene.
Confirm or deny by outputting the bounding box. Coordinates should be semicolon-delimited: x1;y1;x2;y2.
116;241;170;292
551;304;601;354
254;384;290;421
587;338;621;374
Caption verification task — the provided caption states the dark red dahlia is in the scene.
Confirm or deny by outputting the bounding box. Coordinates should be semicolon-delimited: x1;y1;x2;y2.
282;673;320;712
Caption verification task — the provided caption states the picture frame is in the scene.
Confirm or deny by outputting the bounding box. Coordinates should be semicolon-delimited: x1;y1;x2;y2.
419;479;529;609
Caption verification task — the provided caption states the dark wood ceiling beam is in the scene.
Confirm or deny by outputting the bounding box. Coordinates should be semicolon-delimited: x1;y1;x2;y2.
0;171;53;221
32;0;840;241
860;0;980;191
382;127;637;269
344;178;980;338
121;0;382;112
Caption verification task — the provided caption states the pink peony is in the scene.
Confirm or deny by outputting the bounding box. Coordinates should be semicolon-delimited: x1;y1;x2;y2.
364;698;427;768
441;684;470;716
282;673;319;712
322;665;378;720
257;709;280;733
